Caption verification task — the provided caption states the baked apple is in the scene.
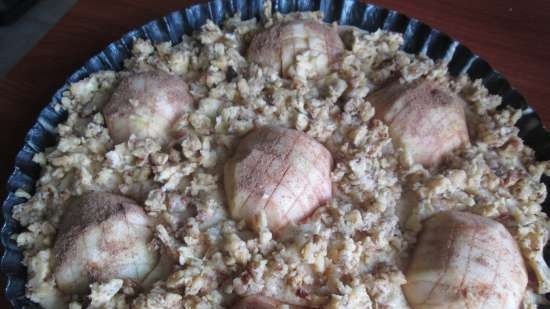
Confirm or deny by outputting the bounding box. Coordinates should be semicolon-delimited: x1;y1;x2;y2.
404;211;527;309
103;70;193;145
368;79;469;167
224;126;332;232
53;193;162;294
247;19;344;77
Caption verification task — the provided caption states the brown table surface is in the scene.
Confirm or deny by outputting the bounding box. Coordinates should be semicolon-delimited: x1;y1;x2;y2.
1;0;550;307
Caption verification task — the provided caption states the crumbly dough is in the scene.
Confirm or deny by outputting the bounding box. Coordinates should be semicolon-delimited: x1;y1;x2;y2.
12;7;549;309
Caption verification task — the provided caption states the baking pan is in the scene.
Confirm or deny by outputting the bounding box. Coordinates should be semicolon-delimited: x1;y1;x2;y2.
1;0;549;308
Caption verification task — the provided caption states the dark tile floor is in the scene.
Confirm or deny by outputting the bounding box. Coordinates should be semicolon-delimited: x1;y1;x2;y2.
0;0;77;76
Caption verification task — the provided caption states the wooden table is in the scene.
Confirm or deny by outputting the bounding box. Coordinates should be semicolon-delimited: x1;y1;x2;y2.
1;0;549;307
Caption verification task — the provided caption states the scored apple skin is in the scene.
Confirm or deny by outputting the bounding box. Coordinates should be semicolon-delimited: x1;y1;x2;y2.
368;79;470;167
232;295;306;309
224;126;333;232
52;192;161;295
403;211;527;309
247;19;345;78
102;70;193;145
